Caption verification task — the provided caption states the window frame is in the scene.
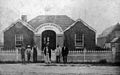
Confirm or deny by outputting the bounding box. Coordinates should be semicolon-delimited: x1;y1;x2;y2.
75;33;84;49
15;34;23;47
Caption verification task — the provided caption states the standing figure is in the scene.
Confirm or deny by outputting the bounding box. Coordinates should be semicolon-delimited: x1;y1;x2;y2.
62;46;69;64
26;45;31;62
33;45;38;63
21;46;25;64
47;42;51;63
48;46;51;62
43;45;51;64
51;49;56;62
55;45;62;63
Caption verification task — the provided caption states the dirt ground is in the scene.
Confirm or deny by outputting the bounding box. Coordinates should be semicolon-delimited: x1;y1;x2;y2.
0;63;120;75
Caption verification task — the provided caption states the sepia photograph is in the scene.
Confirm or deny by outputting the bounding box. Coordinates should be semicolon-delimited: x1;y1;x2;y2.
0;0;120;75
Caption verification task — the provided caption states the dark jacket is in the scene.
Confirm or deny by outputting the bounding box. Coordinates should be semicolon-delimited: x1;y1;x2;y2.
43;46;51;57
33;47;37;56
62;46;69;56
21;47;25;58
43;47;47;55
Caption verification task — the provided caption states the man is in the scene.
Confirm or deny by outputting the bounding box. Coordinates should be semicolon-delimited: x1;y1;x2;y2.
26;45;31;62
62;46;69;64
33;45;37;63
56;45;62;63
21;46;25;64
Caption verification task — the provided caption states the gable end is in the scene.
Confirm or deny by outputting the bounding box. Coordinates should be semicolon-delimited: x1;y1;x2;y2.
64;19;96;32
3;19;34;33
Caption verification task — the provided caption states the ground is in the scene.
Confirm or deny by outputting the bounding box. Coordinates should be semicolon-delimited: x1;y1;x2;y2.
0;63;120;75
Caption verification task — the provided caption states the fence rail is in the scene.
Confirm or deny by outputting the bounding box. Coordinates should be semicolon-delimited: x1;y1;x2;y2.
0;49;119;62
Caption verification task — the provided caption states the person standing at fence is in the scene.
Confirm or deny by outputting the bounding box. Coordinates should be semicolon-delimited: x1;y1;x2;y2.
33;45;38;63
21;46;25;64
55;45;62;63
62;45;69;64
26;45;31;63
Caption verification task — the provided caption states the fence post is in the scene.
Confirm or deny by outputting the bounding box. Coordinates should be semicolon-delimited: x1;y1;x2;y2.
83;48;87;62
112;46;116;63
16;47;19;61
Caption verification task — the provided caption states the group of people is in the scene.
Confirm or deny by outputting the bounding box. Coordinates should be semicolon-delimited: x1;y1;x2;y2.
20;44;69;64
43;44;69;64
20;45;38;64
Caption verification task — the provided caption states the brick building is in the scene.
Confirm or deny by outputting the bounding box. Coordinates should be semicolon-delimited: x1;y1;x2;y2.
4;15;96;51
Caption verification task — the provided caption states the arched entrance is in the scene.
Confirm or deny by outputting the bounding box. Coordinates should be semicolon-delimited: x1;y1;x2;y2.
42;30;56;50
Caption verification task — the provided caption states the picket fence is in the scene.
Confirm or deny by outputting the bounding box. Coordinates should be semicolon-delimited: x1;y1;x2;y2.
0;48;115;63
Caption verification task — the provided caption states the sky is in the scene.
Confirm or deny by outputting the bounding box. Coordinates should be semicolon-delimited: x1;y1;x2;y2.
0;0;120;42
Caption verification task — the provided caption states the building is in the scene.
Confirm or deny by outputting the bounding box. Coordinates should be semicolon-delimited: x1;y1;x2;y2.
97;23;120;49
3;16;34;49
4;15;96;51
97;23;120;62
64;19;96;50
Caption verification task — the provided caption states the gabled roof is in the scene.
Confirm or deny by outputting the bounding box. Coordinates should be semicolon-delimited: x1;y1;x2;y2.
98;23;120;38
3;19;35;32
28;15;75;31
64;18;96;32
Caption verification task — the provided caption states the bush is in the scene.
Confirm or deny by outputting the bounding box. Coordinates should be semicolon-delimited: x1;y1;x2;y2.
99;59;107;64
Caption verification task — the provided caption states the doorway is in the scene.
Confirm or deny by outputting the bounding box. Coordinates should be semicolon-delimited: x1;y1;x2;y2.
42;30;56;50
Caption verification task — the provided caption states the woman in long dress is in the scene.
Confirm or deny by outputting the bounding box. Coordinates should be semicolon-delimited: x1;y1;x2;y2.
51;49;56;63
43;45;50;64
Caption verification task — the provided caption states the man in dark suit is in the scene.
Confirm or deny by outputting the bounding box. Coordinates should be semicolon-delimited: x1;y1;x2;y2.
21;46;25;64
33;45;37;63
62;46;69;64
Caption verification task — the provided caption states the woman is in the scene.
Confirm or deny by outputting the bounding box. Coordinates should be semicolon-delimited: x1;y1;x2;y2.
51;49;56;63
43;45;50;64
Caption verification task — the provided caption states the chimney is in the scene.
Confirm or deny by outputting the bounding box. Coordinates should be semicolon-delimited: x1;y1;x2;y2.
21;15;27;22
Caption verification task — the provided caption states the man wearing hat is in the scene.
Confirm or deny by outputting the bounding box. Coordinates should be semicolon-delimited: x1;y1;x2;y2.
26;45;32;62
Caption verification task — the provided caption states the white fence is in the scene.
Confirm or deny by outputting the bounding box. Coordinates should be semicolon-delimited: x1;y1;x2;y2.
0;48;117;63
68;50;113;62
0;49;19;61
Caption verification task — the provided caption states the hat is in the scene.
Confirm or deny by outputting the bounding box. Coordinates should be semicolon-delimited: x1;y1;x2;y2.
27;45;31;48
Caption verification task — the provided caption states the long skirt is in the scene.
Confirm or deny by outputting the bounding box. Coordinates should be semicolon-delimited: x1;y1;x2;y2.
51;51;56;62
44;53;50;63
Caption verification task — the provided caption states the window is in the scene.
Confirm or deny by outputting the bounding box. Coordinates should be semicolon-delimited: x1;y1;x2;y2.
15;34;23;47
75;33;84;49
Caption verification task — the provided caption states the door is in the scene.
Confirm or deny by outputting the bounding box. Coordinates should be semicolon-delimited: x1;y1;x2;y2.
42;30;56;50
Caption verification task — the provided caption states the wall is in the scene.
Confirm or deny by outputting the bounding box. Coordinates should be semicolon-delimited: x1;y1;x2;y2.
97;37;106;48
4;22;34;49
64;21;96;50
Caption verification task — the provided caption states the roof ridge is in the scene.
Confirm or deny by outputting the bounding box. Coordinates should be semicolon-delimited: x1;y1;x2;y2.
28;15;68;23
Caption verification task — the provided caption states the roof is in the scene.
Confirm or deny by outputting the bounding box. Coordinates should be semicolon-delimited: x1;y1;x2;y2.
64;18;96;32
98;23;120;38
3;19;34;33
28;15;75;31
111;37;120;43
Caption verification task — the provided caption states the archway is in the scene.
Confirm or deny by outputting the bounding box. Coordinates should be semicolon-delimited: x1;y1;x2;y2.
42;30;56;50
